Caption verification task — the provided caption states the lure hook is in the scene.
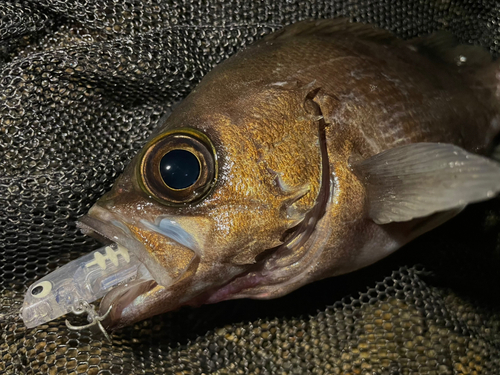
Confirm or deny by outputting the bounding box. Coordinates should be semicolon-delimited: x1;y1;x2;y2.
65;300;113;343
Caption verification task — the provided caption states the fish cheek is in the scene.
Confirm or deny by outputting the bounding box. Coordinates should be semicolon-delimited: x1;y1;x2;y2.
198;97;323;266
201;203;284;266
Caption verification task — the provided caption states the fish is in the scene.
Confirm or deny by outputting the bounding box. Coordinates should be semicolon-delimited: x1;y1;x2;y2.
21;19;500;331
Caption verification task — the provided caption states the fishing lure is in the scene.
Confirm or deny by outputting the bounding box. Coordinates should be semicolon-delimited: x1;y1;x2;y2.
21;244;153;334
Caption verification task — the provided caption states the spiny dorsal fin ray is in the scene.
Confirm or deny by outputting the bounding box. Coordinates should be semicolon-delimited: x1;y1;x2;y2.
264;18;398;44
267;19;492;67
408;31;492;67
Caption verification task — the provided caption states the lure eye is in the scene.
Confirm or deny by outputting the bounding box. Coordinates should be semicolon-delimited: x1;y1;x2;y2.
32;286;43;295
31;281;52;299
139;128;217;205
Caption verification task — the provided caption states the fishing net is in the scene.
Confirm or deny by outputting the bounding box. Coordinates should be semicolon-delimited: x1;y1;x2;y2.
1;0;500;373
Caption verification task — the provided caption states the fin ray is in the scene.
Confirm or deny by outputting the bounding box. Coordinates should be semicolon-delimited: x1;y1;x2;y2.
352;143;500;224
264;18;398;44
408;31;492;67
268;19;492;68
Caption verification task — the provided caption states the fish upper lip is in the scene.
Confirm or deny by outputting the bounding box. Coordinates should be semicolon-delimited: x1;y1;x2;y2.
77;205;128;244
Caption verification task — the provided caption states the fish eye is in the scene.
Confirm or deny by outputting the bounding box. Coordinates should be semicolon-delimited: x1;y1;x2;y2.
139;128;217;205
160;149;200;189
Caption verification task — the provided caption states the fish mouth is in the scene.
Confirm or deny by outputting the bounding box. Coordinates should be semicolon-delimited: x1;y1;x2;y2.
77;208;175;319
77;206;204;330
78;207;189;288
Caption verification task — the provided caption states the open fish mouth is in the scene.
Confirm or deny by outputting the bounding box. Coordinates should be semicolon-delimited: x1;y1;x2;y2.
78;212;166;286
75;208;206;329
78;206;199;288
77;210;177;288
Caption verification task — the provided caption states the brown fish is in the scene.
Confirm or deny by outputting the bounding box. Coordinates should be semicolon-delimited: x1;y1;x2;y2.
21;19;500;331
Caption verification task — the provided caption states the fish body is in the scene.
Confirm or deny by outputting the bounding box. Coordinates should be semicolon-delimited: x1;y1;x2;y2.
21;19;500;330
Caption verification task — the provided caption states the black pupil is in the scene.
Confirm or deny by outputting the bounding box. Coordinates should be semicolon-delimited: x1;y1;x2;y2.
32;285;43;296
160;149;200;189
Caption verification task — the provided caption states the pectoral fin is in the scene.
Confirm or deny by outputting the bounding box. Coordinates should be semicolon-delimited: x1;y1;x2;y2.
351;143;500;224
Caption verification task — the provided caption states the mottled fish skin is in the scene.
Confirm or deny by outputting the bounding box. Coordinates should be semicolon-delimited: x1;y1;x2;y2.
79;19;500;329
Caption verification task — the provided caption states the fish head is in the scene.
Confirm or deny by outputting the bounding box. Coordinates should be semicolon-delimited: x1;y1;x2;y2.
80;83;327;329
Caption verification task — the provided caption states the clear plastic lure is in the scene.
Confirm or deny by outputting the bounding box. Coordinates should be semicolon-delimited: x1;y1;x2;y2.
21;243;152;329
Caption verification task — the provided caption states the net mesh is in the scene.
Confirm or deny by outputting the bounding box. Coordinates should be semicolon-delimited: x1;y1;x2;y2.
1;0;500;373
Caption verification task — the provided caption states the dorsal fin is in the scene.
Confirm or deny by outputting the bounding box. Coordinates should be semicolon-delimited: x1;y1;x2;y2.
407;31;492;67
267;19;492;68
264;18;399;45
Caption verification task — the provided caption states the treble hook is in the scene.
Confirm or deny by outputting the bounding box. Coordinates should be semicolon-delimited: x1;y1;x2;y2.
65;300;113;343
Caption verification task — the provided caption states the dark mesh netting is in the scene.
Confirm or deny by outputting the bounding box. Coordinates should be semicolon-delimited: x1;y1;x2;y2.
1;0;500;374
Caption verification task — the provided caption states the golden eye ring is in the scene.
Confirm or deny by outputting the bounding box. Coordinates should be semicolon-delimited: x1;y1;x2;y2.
138;128;217;205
